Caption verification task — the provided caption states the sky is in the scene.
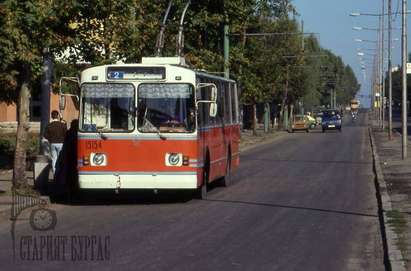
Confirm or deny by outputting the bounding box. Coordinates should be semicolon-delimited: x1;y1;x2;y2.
292;0;409;107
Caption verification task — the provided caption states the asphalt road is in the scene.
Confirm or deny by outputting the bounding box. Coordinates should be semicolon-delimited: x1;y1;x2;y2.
0;113;385;271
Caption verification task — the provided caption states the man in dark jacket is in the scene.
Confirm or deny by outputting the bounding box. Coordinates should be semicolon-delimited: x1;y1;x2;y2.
44;110;67;173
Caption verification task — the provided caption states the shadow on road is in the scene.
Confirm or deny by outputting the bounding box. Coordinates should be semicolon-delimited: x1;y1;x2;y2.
51;190;194;206
240;157;372;165
205;198;378;218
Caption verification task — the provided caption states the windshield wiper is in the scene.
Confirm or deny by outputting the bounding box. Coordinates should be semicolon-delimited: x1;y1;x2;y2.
142;117;166;140
96;127;110;140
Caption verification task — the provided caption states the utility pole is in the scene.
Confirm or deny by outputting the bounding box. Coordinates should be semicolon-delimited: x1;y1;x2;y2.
381;0;386;130
402;0;408;159
40;49;52;154
378;14;383;127
301;20;305;52
224;24;229;79
388;0;393;139
334;89;337;108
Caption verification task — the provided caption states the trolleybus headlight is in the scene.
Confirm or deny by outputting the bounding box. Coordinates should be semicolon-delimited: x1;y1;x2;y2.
183;156;189;166
165;153;183;167
83;156;90;166
91;153;107;166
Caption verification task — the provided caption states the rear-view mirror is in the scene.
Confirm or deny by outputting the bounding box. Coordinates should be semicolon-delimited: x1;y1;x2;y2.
59;77;80;109
210;86;217;102
59;95;66;111
209;102;217;117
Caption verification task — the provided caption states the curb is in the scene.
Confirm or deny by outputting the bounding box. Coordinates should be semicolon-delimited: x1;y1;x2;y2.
239;131;288;153
369;127;407;271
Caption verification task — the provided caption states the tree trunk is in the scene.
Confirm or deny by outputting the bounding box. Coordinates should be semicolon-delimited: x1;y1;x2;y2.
252;103;257;136
289;104;294;128
280;65;289;129
13;66;31;189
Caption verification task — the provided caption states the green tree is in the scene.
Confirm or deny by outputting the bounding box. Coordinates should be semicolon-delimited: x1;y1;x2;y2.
0;0;76;188
58;1;176;65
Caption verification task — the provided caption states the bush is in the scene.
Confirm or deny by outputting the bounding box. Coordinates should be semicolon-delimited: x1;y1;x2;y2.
0;133;40;169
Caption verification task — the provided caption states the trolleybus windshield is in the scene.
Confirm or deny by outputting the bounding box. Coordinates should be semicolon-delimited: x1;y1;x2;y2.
137;83;195;133
80;83;135;132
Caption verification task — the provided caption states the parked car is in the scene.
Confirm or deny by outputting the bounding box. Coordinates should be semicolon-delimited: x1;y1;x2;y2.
306;114;317;129
321;109;342;132
289;115;310;133
314;112;323;126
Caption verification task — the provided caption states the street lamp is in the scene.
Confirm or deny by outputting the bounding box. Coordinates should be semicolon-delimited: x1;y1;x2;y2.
355;38;398;42
354;38;378;43
351;6;406;136
357;51;376;57
351;6;384;129
354;21;385;128
353;26;400;31
350;11;411;16
353;26;379;31
357;47;377;51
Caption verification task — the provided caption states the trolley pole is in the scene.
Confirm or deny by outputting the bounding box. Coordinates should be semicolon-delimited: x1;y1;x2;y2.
401;0;408;159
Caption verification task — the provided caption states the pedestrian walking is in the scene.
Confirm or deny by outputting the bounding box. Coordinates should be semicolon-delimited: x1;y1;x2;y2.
44;110;67;173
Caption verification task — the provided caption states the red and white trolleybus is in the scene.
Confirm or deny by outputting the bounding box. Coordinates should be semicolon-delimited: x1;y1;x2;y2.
76;57;240;198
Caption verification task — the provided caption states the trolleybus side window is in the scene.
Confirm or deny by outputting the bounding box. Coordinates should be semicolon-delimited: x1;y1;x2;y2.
216;81;224;125
225;82;233;124
232;83;239;123
197;77;208;127
197;77;214;127
224;82;232;124
80;83;135;132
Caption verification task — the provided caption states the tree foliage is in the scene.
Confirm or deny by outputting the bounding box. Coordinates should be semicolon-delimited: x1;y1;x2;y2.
0;0;362;108
0;0;361;184
0;0;76;186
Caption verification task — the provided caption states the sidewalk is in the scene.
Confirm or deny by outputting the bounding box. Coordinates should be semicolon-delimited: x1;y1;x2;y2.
0;170;13;219
372;123;411;270
0;170;34;219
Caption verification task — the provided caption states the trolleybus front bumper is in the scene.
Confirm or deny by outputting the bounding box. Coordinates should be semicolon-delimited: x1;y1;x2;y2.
78;171;198;189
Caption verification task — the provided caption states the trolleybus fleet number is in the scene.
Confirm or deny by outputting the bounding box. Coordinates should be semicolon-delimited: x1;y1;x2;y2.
86;141;102;150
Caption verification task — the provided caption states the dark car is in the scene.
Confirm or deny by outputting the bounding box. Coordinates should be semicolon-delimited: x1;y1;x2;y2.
321;110;342;132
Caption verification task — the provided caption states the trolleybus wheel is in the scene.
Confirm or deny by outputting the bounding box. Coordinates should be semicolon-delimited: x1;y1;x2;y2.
195;162;209;199
196;176;207;199
220;154;231;187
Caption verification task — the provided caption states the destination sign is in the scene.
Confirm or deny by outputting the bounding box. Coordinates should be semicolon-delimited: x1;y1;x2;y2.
107;66;166;80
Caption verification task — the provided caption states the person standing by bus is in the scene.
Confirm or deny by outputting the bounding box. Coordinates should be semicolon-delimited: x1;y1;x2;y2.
44;110;67;173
